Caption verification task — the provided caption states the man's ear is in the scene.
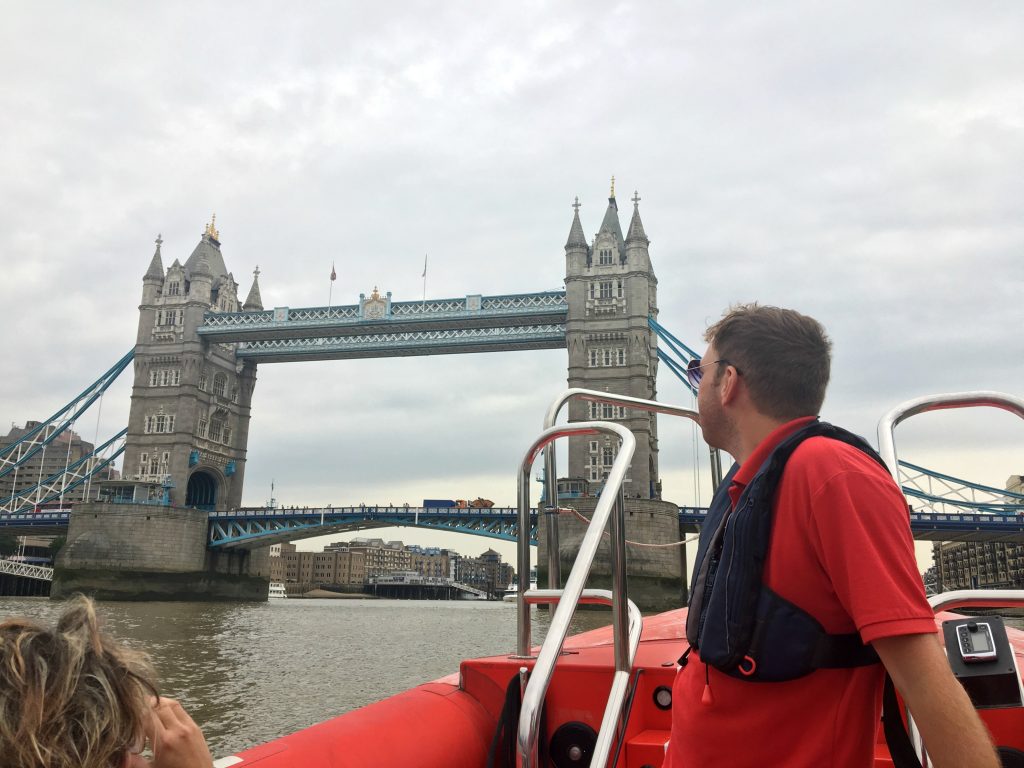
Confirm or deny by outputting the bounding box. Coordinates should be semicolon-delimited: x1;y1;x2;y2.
718;367;741;406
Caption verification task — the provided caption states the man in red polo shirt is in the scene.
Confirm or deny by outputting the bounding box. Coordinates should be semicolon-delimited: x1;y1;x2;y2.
664;304;997;767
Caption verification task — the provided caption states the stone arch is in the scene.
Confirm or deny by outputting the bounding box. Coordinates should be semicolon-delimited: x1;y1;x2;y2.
186;468;220;510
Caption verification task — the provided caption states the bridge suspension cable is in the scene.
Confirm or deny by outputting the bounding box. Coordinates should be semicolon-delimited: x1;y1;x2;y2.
0;349;134;480
0;428;128;515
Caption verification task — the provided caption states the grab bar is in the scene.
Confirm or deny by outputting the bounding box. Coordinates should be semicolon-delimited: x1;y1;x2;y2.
515;421;636;768
540;388;702;587
877;391;1024;483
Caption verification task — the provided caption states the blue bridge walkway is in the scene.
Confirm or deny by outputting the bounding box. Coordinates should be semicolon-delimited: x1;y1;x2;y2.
4;503;1024;546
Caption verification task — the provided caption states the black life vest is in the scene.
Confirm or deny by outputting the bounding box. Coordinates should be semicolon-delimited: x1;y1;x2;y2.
685;420;887;682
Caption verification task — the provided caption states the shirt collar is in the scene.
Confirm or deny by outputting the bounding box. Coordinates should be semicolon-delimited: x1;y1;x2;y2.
731;415;818;493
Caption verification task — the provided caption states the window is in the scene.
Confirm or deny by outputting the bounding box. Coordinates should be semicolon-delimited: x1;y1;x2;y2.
209;418;223;442
144;416;152;434
198;373;208;391
589;350;598;367
617;280;623;298
589;441;598;453
603;447;614;467
222;426;232;445
589;283;595;299
197;419;207;438
603;349;612;367
599;281;613;299
148;455;160;475
599;248;613;265
167;281;181;296
617;349;626;366
213;374;227;398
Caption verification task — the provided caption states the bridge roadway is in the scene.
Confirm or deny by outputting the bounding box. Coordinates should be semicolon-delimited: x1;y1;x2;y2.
3;504;1024;546
196;291;569;362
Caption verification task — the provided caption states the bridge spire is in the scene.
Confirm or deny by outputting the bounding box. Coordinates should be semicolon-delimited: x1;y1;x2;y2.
565;196;587;251
626;190;648;245
243;265;264;311
144;233;165;280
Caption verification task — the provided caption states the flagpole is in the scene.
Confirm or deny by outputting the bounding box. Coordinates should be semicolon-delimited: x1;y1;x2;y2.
422;254;427;306
329;262;337;312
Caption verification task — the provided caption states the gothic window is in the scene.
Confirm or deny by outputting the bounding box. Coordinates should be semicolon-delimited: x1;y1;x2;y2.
589;283;595;299
208;418;223;442
617;348;626;366
148;455;160;475
139;452;148;476
198;373;208;391
589;349;598;367
213;373;227;398
222;425;232;445
599;248;613;266
603;446;614;467
160;452;170;473
617;280;623;298
197;419;208;438
167;281;181;296
149;370;158;386
589;441;598;453
599;281;613;299
603;349;612;366
144;416;153;434
154;414;167;433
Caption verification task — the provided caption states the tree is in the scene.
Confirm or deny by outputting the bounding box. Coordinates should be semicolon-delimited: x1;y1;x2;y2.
0;534;18;558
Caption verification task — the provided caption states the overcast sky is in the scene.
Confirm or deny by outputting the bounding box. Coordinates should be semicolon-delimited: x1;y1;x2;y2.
1;2;1020;566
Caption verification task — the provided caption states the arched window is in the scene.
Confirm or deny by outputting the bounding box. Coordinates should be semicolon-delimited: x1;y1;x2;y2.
213;373;227;398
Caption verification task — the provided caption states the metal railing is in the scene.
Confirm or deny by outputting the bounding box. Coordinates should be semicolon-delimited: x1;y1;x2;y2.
514;420;639;768
877;391;1024;483
0;559;54;582
540;388;702;588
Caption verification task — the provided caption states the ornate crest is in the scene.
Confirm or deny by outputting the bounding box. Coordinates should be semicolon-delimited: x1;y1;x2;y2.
362;287;387;320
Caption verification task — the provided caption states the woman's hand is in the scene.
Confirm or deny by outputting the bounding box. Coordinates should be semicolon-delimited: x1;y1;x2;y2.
125;697;213;768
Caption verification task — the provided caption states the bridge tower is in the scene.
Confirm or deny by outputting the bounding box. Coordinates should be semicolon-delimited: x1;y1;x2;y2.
123;219;261;511
564;180;659;498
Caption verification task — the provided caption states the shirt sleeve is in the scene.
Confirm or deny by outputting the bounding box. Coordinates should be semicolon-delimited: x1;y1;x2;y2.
805;456;936;645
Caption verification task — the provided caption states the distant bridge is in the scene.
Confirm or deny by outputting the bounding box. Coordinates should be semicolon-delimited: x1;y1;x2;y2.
0;558;54;582
4;500;1022;547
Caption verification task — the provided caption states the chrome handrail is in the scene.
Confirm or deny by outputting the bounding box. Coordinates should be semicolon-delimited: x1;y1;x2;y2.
928;589;1024;613
540;388;701;587
516;421;636;768
877;391;1024;483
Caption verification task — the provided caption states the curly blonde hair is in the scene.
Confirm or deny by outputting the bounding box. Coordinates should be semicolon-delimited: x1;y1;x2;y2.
0;595;159;768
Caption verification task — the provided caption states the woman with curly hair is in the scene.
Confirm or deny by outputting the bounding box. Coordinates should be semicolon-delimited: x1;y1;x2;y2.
0;595;212;768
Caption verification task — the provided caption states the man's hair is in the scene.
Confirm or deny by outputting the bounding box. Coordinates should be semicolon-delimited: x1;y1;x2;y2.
704;303;831;420
0;595;159;768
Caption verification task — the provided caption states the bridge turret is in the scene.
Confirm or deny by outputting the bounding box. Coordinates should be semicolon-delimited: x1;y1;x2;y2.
243;266;264;311
141;234;165;305
123;217;258;514
563;179;660;500
564;197;590;273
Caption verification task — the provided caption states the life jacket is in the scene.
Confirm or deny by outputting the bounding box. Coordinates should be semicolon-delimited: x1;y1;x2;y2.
685;420;887;682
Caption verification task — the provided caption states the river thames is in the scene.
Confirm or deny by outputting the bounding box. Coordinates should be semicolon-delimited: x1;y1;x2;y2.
0;597;612;758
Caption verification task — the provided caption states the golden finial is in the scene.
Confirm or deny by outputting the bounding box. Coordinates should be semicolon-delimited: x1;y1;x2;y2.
371;286;381;300
204;214;220;240
610;175;615;198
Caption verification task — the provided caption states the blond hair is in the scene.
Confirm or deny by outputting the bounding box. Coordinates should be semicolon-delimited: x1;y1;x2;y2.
0;595;159;768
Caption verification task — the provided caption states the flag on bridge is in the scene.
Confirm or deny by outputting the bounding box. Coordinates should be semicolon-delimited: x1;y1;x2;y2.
422;254;428;277
330;263;337;281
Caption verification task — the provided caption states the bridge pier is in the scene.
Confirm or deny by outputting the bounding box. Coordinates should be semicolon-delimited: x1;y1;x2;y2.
52;502;269;601
537;497;686;612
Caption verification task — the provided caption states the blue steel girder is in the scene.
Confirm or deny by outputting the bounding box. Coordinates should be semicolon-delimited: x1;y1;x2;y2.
207;507;538;549
197;291;568;344
678;507;1024;543
232;325;566;363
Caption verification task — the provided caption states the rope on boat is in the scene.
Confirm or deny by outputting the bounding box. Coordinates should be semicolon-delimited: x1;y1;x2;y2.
555;506;699;548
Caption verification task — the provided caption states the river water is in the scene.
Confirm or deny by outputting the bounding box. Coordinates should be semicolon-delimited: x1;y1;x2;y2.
0;597;612;757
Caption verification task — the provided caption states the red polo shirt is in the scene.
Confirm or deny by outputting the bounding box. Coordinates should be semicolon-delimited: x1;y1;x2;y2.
665;418;935;768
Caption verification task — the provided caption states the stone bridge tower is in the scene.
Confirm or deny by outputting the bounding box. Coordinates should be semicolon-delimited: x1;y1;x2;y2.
564;180;660;498
123;219;262;511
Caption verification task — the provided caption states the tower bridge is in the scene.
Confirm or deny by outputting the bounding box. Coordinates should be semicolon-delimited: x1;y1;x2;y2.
3;183;1020;603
